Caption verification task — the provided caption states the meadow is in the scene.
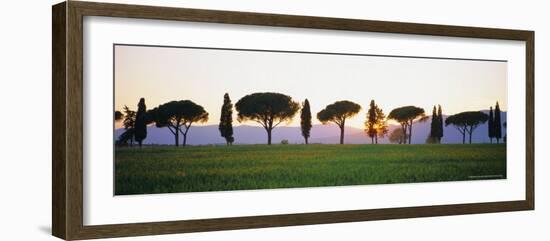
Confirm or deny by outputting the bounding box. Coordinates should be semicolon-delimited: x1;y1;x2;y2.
114;144;506;195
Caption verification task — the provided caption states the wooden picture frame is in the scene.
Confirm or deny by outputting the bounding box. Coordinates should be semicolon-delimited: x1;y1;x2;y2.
52;1;534;240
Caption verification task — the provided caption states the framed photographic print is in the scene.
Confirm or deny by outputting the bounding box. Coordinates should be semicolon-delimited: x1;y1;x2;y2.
52;1;534;240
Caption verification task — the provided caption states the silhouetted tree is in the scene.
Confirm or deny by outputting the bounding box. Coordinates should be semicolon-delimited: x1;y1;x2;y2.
389;128;406;144
388;106;427;144
148;100;209;146
134;98;147;147
300;99;312;144
236;92;299;145
375;107;388;144
317;100;361;144
494;102;502;143
364;100;388;144
219;93;234;146
365;100;377;144
436;105;444;143
122;105;136;146
122;106;136;129
445;111;489;144
429;106;438;143
429;105;443;144
488;106;495;143
114;110;123;121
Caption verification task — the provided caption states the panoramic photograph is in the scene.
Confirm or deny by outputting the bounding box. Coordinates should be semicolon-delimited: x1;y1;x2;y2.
113;44;507;195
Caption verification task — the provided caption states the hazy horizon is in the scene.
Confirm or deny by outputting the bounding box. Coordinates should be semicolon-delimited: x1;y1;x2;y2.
114;108;507;130
114;44;507;129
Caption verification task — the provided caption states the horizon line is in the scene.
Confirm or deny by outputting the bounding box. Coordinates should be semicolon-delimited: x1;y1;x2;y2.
114;114;508;130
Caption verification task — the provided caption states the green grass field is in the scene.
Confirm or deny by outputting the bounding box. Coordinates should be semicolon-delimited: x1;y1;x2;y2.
114;144;506;195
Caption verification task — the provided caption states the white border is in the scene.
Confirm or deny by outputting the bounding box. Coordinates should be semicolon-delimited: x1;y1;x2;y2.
83;16;526;225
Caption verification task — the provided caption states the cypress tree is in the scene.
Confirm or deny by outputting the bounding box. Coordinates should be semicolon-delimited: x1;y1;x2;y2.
219;93;234;145
429;105;438;142
488;106;495;143
122;105;136;146
134;98;147;147
366;100;378;144
437;105;444;143
300;99;312;144
374;106;388;144
494;102;502;143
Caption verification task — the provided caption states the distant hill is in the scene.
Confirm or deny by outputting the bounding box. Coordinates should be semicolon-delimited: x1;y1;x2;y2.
115;111;506;145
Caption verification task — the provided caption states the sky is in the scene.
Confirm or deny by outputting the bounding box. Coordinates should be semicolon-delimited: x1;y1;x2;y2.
114;45;507;129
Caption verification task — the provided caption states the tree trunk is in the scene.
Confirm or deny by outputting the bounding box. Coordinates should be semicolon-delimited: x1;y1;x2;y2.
174;130;179;146
371;137;374;144
339;126;345;144
401;125;407;145
375;135;378;144
469;132;472;144
462;133;466;144
408;121;413;144
305;137;308;145
138;141;142;148
267;129;272;145
496;138;500;144
181;125;192;147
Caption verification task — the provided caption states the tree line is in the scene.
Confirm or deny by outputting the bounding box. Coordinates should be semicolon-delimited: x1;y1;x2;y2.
115;92;505;146
443;102;504;144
